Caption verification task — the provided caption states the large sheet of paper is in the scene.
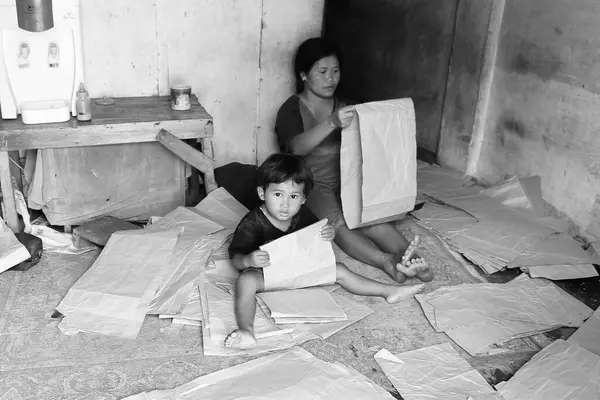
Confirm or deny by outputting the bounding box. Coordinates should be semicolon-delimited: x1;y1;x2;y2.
261;219;336;291
194;187;249;230
497;339;600;400
568;307;600;357
416;277;593;355
123;347;396;400
257;287;347;320
56;229;180;338
341;98;417;229
374;343;496;400
0;217;31;274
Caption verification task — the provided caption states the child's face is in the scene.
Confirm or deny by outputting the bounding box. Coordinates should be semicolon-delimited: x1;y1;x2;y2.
257;180;306;222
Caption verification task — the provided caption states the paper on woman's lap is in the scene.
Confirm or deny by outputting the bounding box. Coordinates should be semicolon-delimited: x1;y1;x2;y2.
261;219;337;291
341;98;417;229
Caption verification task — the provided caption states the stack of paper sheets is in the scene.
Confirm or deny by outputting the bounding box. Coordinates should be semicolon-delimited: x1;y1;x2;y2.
123;347;396;399
415;276;593;355
257;288;348;324
55;188;249;339
374;343;497;400
414;166;598;279
496;339;600;400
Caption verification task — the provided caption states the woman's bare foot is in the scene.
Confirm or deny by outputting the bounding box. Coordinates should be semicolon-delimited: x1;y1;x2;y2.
384;283;425;304
224;329;257;350
380;254;408;284
400;235;421;265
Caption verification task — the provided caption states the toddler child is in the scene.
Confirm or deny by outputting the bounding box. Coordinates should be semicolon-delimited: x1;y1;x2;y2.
225;153;425;350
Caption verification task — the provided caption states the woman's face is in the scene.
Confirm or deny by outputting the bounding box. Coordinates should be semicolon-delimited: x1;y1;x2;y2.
301;55;340;99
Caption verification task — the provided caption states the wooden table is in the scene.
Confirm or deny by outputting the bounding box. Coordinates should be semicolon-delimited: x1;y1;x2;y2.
0;95;216;233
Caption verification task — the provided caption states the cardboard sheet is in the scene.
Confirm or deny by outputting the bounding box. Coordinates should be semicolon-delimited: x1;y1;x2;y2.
261;219;336;291
0;217;31;274
374;343;496;400
55;229;180;338
497;339;600;400
123;346;395;399
257;287;347;320
416;278;593;355
341;98;417;229
568;307;600;357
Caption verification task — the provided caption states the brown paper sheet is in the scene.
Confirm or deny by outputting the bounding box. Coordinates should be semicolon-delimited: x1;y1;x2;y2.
341;99;417;229
375;343;496;400
568;307;600;357
261;219;336;291
193;187;249;230
0;217;31;274
497;339;600;400
56;229;180;339
123;347;395;399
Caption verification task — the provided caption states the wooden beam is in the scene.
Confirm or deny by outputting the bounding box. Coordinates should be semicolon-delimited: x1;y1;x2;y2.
0;119;213;151
156;129;218;193
0;151;19;232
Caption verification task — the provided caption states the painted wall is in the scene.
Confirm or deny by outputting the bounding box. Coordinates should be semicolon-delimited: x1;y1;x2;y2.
323;0;458;154
467;0;600;238
79;0;324;166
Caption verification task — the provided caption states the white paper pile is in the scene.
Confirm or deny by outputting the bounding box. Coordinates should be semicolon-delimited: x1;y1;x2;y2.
374;343;497;400
415;166;597;279
497;339;600;400
123;346;395;399
415;277;593;355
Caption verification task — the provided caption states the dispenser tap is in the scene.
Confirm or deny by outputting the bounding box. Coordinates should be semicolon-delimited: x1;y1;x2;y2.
48;42;59;68
18;42;30;68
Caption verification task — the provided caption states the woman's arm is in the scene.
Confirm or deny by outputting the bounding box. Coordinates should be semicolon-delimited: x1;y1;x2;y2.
288;114;338;155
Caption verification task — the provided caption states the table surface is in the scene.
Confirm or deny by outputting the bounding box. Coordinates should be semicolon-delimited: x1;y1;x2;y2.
0;95;213;151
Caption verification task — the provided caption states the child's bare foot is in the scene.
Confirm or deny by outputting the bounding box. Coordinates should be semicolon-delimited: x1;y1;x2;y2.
224;329;257;350
384;283;425;304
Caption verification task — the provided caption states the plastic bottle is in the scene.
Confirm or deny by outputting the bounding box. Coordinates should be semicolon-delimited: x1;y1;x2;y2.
76;82;92;121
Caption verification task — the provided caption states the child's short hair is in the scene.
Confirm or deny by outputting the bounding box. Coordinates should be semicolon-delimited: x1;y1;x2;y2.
257;153;314;196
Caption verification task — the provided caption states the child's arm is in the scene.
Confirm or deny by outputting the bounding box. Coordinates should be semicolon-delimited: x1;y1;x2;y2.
231;250;270;270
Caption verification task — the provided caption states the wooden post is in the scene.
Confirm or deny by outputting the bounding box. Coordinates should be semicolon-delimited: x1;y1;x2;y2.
0;150;19;232
156;129;218;193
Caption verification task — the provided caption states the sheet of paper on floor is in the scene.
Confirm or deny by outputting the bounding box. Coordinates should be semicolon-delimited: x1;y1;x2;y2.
193;187;249;230
261;219;336;290
524;264;598;280
56;228;180;338
123;346;396;400
257;287;347;320
568;307;600;357
374;343;497;400
340;98;416;229
497;339;600;400
0;217;31;274
416;277;593;355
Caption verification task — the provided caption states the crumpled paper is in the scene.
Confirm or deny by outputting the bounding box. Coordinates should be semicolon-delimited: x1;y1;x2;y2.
341;98;417;229
497;339;600;400
261;219;336;291
374;343;496;400
123;346;395;399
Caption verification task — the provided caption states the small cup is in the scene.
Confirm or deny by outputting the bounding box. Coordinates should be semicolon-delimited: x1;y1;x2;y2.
171;85;192;111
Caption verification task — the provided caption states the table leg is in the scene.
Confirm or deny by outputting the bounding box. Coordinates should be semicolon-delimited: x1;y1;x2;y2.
0;150;20;232
200;137;218;193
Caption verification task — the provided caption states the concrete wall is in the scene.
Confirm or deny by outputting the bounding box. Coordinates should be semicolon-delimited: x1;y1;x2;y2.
439;0;600;238
323;0;458;154
80;0;324;166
